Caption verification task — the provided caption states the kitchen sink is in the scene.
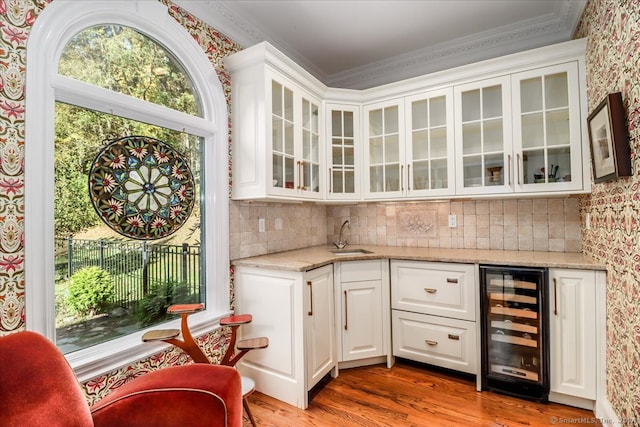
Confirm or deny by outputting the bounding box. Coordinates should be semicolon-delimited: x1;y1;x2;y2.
330;248;373;256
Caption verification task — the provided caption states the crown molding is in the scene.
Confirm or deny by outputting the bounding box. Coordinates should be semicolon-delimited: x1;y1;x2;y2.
173;0;586;89
172;0;264;47
327;9;577;90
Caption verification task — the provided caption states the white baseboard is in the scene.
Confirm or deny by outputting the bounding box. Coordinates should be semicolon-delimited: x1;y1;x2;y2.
549;391;594;411
338;355;388;370
596;397;620;427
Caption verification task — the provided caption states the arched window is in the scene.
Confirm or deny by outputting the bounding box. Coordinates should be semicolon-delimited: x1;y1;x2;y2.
25;1;229;380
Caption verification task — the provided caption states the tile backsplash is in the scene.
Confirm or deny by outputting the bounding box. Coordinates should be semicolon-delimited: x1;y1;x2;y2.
230;197;582;260
230;201;327;260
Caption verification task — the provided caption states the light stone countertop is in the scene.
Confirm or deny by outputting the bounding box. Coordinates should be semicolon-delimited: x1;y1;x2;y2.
231;245;606;272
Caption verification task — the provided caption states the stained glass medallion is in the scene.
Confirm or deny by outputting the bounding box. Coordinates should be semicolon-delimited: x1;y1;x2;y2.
88;135;195;240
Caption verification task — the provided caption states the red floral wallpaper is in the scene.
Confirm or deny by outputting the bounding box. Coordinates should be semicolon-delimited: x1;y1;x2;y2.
575;0;640;421
0;0;44;335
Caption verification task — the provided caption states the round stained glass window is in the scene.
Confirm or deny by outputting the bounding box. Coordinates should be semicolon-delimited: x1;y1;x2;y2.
88;135;195;240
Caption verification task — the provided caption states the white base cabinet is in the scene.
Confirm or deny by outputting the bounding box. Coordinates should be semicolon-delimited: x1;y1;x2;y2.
390;260;478;375
234;259;605;412
334;260;391;367
234;264;336;409
549;268;601;409
392;310;477;374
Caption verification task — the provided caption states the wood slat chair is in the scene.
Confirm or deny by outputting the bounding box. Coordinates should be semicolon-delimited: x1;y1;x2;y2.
142;303;269;426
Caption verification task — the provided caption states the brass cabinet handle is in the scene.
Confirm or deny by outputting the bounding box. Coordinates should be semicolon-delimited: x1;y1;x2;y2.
553;278;558;315
307;280;313;316
297;161;305;190
344;290;348;330
407;164;411;191
448;334;460;341
516;153;521;186
328;167;332;193
424;288;437;294
508;154;512;186
401;164;404;191
446;278;458;284
425;340;438;346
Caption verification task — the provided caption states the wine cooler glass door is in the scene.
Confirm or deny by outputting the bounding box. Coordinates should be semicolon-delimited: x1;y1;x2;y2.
481;266;549;401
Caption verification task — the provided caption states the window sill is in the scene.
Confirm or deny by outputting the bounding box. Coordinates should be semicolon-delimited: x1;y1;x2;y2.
67;310;231;383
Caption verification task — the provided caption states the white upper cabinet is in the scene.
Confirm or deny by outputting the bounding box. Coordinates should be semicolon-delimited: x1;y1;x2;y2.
455;62;585;196
226;43;325;201
455;77;512;195
363;99;405;199
405;88;455;198
512;62;584;193
326;103;361;200
226;39;588;202
363;89;455;200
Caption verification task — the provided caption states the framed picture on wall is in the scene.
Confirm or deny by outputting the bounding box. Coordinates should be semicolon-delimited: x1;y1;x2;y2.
587;92;631;183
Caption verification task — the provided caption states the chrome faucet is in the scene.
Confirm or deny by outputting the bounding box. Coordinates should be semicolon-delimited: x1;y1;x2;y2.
334;220;350;249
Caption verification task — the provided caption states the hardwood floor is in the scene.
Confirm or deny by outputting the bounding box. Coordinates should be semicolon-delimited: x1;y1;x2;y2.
243;360;601;427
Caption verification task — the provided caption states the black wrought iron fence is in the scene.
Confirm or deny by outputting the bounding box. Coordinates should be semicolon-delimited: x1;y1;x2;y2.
55;237;201;306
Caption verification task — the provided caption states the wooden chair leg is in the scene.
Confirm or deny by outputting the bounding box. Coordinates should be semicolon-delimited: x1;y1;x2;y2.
243;397;257;427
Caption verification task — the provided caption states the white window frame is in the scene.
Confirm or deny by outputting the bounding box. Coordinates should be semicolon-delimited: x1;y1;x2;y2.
25;0;230;382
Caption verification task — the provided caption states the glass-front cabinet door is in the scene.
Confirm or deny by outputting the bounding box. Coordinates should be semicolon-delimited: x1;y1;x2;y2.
300;96;321;196
268;72;323;199
512;63;583;193
364;100;405;199
326;103;359;200
405;88;455;197
454;76;512;195
271;79;296;193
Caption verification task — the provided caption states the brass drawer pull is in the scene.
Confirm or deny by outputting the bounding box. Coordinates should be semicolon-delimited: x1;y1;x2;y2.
553;278;558;315
344;290;348;330
425;340;438;346
424;288;437;293
446;278;458;284
448;334;460;341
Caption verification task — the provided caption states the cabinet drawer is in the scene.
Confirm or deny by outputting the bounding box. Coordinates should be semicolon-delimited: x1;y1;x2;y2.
339;260;382;282
391;261;476;320
392;310;477;374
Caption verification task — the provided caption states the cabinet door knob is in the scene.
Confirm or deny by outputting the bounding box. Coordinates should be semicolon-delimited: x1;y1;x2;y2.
307;280;313;316
424;288;438;294
425;340;438;346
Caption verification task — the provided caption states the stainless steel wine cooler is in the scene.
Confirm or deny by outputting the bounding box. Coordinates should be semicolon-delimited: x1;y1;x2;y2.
480;265;549;402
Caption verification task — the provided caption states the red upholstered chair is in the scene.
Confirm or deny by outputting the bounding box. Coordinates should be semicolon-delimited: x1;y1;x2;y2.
142;304;269;426
0;331;243;427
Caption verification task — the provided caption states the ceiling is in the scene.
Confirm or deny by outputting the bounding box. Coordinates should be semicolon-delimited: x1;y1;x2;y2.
173;0;587;89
